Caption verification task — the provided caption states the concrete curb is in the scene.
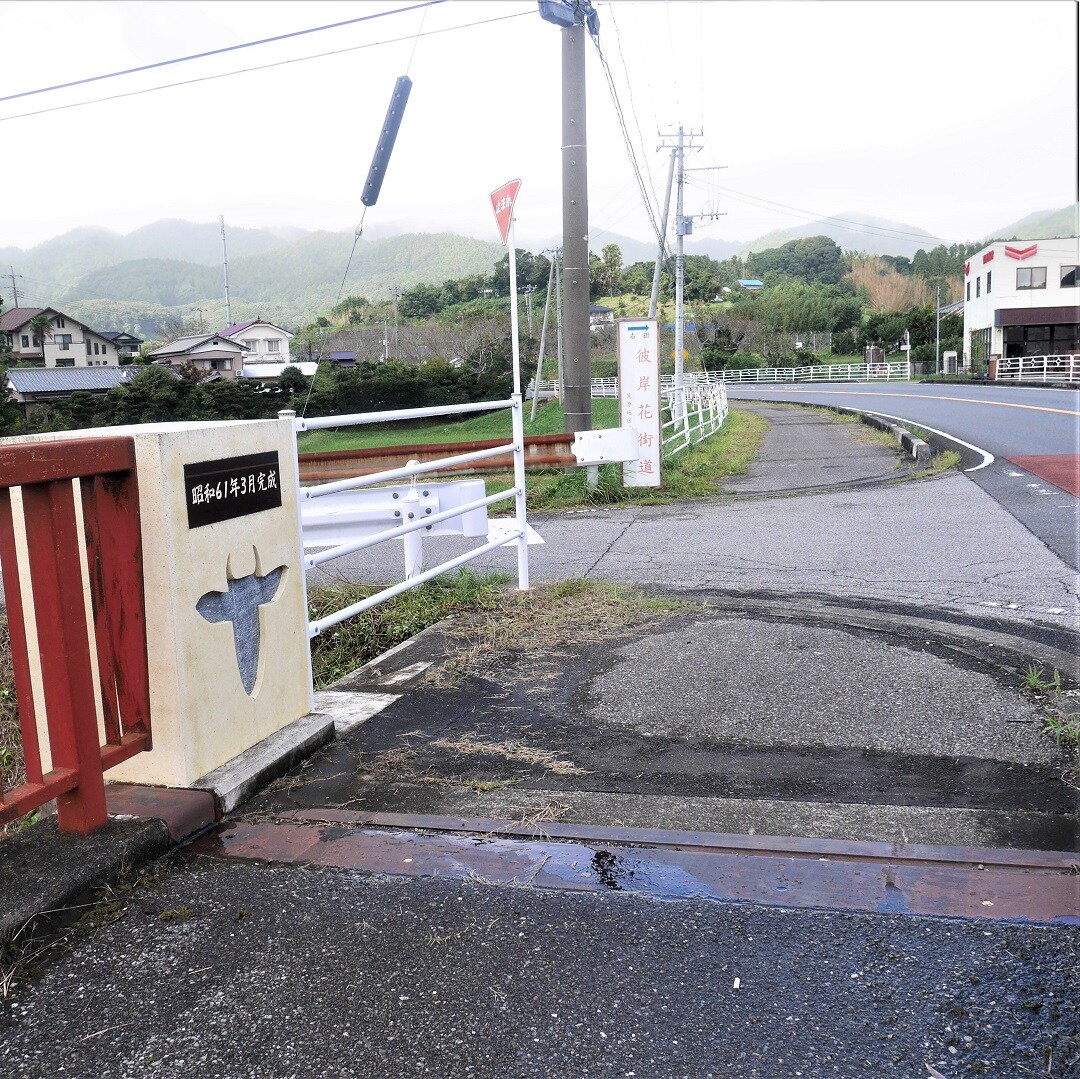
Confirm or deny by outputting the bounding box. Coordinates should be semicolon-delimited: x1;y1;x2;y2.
804;404;933;465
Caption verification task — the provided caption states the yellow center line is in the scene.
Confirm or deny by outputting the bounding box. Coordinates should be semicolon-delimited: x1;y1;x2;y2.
745;389;1080;418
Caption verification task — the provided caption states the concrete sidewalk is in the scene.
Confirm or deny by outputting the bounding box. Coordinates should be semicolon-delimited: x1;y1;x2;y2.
1;403;1077;1078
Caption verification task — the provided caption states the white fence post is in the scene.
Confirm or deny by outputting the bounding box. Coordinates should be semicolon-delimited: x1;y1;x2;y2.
511;393;529;591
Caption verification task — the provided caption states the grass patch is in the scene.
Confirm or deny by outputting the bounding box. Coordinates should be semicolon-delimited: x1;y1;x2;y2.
480;406;769;512
430;577;686;686
308;569;510;689
298;398;620;452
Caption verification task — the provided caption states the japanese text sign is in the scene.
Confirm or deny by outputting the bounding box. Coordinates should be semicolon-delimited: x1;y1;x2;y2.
184;451;282;528
617;318;661;487
490;179;521;246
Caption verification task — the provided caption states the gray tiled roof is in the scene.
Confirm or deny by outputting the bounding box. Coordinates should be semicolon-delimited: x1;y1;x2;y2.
6;366;145;393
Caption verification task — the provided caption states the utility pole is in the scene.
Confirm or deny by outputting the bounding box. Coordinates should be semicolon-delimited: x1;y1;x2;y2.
658;128;723;388
220;215;233;327
388;286;401;353
382;315;389;361
5;266;23;308
934;282;941;376
539;0;599;437
524;284;537;336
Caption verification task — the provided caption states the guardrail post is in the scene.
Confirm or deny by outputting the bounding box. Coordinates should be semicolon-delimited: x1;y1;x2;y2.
511;394;529;591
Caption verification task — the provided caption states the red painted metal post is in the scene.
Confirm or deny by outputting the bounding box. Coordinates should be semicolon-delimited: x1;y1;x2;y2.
81;469;152;756
19;479;109;834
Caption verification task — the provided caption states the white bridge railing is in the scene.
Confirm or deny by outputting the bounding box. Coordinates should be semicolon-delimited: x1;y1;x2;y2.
284;397;529;637
532;362;910;397
718;360;911;384
993;354;1079;382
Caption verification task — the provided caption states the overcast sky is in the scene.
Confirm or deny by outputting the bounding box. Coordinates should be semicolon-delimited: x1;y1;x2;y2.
1;0;1077;254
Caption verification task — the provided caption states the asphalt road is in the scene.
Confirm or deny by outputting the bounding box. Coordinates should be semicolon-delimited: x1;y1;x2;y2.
723;382;1080;463
724;385;1080;567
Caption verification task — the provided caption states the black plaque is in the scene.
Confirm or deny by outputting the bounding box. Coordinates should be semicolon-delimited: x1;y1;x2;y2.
184;451;282;529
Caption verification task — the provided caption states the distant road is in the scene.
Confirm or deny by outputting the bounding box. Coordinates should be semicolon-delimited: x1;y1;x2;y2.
726;382;1080;569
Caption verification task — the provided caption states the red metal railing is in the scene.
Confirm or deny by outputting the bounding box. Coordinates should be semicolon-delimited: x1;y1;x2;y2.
0;437;151;834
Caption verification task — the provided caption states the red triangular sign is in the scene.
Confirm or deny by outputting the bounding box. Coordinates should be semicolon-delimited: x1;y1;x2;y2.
490;179;521;246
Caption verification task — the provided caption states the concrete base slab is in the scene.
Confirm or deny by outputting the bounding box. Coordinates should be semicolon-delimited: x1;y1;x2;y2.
192;712;335;814
312;690;400;735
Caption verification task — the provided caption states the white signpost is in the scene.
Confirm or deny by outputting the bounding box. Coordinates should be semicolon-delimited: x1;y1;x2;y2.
617;318;662;487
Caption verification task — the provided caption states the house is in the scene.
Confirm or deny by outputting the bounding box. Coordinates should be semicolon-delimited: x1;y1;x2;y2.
737;279;764;291
589;304;614;327
963;238;1079;365
99;330;144;360
4;365;163;417
219;318;293;363
0;307;119;367
148;333;249;379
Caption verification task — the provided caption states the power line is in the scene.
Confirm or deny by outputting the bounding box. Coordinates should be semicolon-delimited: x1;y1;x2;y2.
690;180;957;246
590;36;665;249
0;8;532;125
0;1;446;104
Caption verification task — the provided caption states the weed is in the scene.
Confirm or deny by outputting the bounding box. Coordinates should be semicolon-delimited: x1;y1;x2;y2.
1024;664;1063;696
158;907;197;922
1021;665;1079;750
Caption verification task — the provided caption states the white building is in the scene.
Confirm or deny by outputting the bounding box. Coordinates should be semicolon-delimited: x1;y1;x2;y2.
962;237;1080;365
219;319;293;363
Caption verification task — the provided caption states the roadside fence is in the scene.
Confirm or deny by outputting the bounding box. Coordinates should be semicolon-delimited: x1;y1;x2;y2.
286;396;529;639
992;354;1079;383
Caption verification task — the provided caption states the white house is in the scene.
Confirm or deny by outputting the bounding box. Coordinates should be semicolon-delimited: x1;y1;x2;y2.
148;333;249;379
962;237;1080;365
219;318;293;363
0;307;119;368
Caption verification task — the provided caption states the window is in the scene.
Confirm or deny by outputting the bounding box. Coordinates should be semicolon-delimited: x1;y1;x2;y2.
267;339;280;354
986;271;991;293
966;281;971;301
57;334;72;350
1016;266;1047;290
975;277;981;298
93;342;100;354
242;339;256;353
101;344;108;353
1062;266;1079;288
21;335;29;348
55;317;65;329
86;341;92;354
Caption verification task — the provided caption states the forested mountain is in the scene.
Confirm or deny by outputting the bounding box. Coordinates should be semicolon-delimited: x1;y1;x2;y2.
2;206;1073;341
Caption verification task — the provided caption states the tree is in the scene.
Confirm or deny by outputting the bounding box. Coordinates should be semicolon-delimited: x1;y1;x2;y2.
599;244;623;296
28;313;53;362
277;365;310;397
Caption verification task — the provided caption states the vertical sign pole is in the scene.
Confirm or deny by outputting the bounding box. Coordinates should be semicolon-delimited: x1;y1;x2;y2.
508;216;522;397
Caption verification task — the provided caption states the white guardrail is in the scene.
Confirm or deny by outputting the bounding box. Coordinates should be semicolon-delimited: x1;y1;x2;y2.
283;396;529;638
994;354;1079;382
532;361;911;398
661;380;729;457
